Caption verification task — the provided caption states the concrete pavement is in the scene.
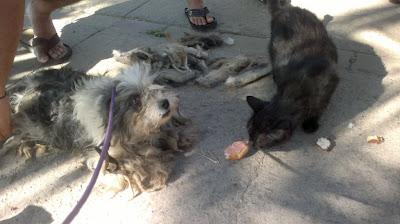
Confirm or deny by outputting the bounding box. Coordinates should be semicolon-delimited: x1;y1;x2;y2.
1;0;400;223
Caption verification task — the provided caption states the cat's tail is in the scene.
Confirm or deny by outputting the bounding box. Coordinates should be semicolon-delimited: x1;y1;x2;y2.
268;0;291;14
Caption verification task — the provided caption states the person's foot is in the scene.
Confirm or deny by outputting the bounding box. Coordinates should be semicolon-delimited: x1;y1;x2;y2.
0;94;12;142
29;0;69;63
187;0;215;26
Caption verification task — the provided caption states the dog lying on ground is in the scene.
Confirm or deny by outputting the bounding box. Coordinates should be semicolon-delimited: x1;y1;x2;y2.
4;64;197;197
246;0;339;148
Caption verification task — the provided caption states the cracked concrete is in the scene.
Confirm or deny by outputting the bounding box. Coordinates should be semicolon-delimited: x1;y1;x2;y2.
345;51;358;72
1;0;400;223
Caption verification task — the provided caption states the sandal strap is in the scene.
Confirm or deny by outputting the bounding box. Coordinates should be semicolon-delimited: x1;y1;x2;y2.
31;34;61;49
47;34;61;50
32;37;49;48
32;35;61;52
31;37;50;62
186;7;210;17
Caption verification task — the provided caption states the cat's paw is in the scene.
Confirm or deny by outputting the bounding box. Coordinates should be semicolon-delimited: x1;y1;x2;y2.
302;118;320;133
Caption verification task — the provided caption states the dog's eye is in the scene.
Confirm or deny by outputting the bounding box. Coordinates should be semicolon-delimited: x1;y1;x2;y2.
136;52;149;60
130;94;141;107
159;99;170;110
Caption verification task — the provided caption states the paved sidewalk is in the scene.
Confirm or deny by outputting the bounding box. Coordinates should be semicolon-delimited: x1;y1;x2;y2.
2;0;400;223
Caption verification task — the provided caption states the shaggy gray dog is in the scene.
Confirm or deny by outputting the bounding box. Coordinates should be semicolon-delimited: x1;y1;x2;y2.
5;64;196;197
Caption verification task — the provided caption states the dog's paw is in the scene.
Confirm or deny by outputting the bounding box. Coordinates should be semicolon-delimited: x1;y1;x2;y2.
86;155;102;171
97;173;129;197
127;177;144;199
17;144;35;159
178;134;194;150
177;127;198;151
120;157;171;195
33;144;48;158
17;142;48;160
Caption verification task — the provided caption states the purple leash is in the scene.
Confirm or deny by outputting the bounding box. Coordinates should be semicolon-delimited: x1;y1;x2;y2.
63;87;116;224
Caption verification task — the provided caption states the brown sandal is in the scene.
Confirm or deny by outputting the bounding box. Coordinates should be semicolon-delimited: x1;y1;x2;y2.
20;29;72;65
32;34;72;65
185;7;218;31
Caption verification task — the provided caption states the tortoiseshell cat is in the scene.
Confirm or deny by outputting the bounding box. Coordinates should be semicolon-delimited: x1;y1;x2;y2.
247;0;339;148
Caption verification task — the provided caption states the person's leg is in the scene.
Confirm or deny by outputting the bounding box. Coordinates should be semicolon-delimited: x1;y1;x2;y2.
389;0;400;3
29;0;79;63
0;0;24;141
187;0;214;26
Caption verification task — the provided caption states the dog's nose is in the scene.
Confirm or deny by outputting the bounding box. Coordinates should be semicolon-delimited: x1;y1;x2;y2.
160;99;170;110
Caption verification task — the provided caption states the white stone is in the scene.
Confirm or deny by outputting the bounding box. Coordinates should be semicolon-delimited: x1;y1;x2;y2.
316;137;331;150
348;122;355;129
223;37;235;45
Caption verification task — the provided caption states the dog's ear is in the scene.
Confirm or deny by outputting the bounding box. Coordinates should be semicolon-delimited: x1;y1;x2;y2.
131;94;142;108
113;50;136;65
136;52;150;61
246;96;268;112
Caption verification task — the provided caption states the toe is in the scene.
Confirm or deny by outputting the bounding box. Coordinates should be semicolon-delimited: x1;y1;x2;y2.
37;55;49;63
35;51;49;63
190;16;213;26
49;43;67;59
56;44;67;56
206;16;214;23
190;17;197;25
48;49;58;59
49;48;62;59
194;17;201;25
200;17;206;25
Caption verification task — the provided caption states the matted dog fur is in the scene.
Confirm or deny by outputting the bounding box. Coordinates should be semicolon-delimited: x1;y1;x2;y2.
112;33;272;88
5;64;197;197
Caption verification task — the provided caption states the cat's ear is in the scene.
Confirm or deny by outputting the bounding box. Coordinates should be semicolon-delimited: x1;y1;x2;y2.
246;96;267;112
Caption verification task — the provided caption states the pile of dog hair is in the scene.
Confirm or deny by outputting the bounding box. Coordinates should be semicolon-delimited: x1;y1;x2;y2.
112;32;272;88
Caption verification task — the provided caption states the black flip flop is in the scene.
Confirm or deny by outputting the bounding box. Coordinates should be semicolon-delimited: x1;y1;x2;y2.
20;30;72;65
44;34;72;65
185;7;217;32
